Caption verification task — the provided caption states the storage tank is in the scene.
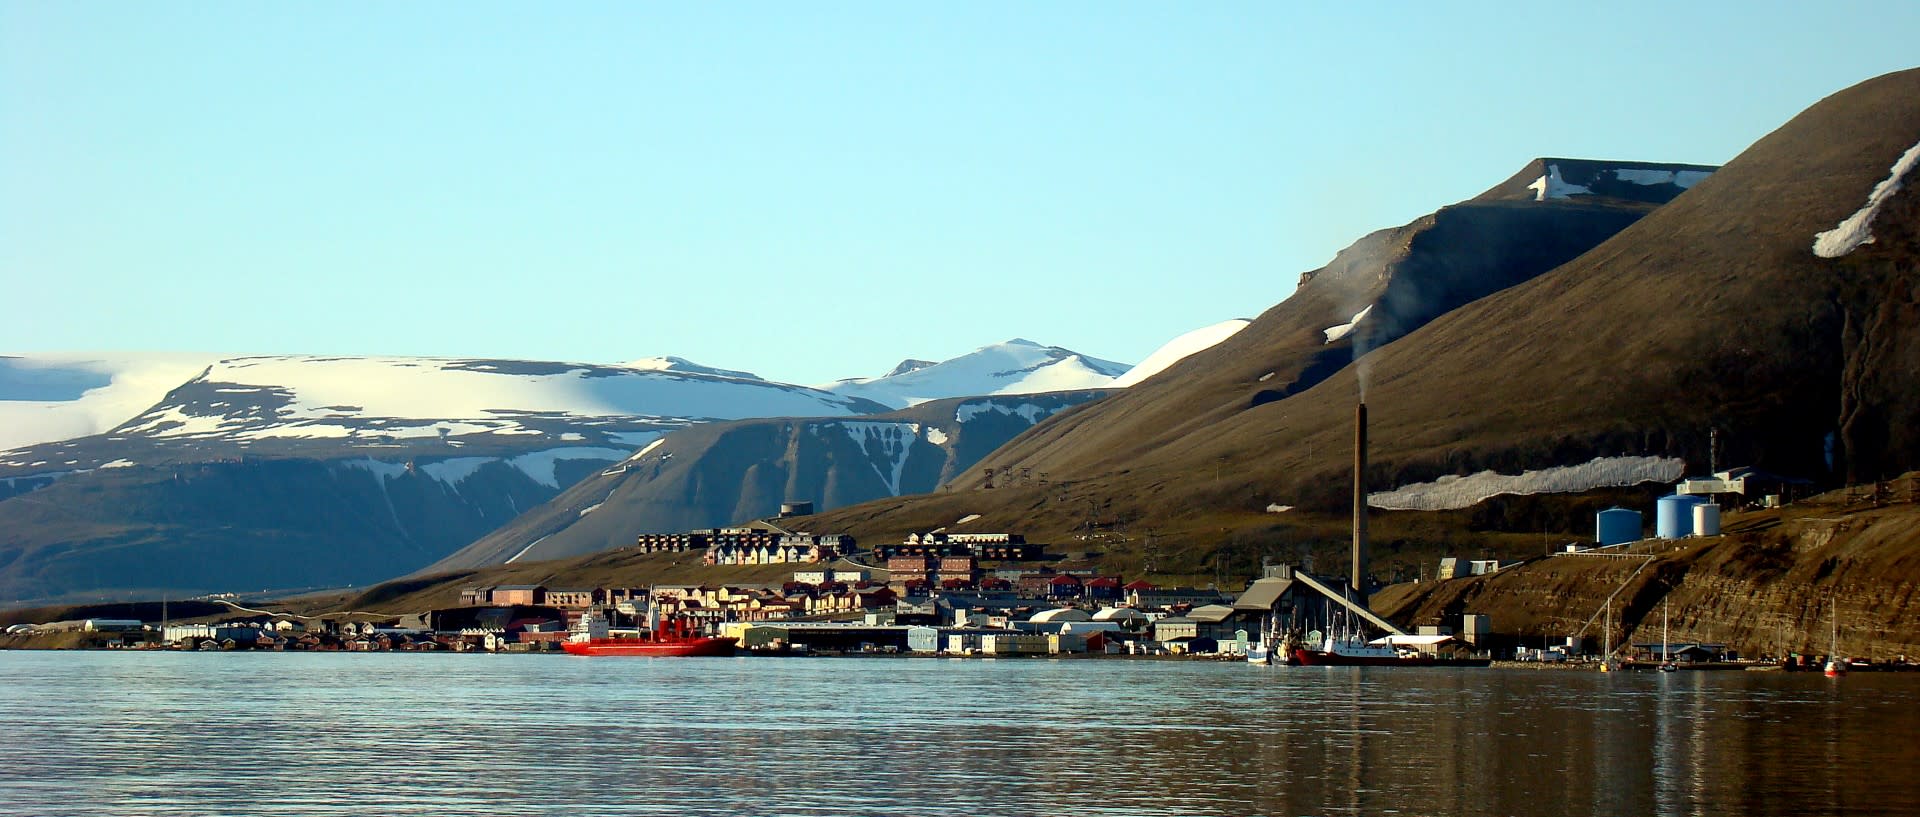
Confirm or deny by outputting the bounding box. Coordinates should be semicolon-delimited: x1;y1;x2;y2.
1595;507;1642;546
1656;494;1706;539
1692;502;1722;537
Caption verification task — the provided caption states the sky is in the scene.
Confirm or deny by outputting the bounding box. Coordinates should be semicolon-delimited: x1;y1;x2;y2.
5;3;1919;386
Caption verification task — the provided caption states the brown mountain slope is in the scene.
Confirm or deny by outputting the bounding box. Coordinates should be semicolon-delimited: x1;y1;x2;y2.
798;68;1920;569
960;172;1702;485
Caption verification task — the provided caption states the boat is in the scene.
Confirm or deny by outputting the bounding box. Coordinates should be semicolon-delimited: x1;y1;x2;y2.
563;609;737;657
1599;598;1618;672
1824;602;1847;677
1287;632;1490;667
1658;600;1678;672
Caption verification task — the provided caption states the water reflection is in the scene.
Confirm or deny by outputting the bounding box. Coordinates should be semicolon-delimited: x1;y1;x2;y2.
3;653;1914;816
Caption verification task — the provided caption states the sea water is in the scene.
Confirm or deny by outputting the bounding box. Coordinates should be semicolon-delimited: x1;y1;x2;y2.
4;651;1914;817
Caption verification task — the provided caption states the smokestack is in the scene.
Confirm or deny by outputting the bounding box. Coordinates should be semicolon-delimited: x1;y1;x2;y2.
1353;402;1368;601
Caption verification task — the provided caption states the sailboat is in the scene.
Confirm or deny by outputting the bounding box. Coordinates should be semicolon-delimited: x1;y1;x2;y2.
1599;599;1617;673
1824;603;1847;677
1658;600;1678;672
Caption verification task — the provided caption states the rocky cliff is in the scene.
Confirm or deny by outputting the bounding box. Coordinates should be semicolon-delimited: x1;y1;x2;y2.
1375;479;1920;658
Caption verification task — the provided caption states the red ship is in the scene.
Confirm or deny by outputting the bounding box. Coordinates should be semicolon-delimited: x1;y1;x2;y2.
563;610;737;657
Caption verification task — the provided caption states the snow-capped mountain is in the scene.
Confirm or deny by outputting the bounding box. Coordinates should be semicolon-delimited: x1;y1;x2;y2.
0;353;220;452
821;339;1130;409
109;355;878;450
1109;320;1252;388
621;356;763;381
0;354;888;474
0;341;1117;604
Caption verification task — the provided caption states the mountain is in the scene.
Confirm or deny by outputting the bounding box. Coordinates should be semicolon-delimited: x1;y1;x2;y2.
0;354;891;604
1109;319;1252;388
795;69;1920;586
936;158;1714;490
427;390;1112;571
821;339;1129;409
0;339;1128;603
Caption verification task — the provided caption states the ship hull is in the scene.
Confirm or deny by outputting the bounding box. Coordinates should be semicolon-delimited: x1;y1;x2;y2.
563;637;738;657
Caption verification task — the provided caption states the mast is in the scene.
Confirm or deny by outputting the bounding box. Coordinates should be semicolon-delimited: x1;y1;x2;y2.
1662;601;1669;662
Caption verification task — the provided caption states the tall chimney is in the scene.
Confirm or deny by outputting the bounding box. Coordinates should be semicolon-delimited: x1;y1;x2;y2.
1353;402;1368;601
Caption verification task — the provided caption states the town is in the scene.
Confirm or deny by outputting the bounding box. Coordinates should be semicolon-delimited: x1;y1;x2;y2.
9;514;1771;667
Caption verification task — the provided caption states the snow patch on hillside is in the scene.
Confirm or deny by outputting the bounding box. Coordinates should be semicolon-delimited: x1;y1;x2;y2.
419;457;496;486
1323;306;1375;344
926;428;950;446
825;340;1128;409
620;356;762;381
624;436;668;461
338;458;411;481
1368;455;1685;511
1814;138;1920;258
1111;319;1251;388
1527;164;1592;201
509;447;629;488
336;447;628;490
1613;168;1713;188
839;422;923;495
955;400;1064;425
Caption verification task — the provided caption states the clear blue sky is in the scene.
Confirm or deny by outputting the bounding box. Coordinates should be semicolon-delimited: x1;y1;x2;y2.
5;3;1917;384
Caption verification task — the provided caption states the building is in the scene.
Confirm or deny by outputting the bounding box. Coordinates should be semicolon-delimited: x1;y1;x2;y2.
907;626;1007;653
163;623;270;647
1230;564;1410;653
1152;616;1198;644
543;588;595;608
980;633;1051;655
1083;576;1122;602
80;619;143;632
704;533;847;566
490;585;545;606
633;532;712;553
635;528;852;565
1126;586;1231;610
1675;467;1810;505
878;532;1043;561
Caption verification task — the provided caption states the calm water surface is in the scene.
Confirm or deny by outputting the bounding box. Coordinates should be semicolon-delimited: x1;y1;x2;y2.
4;652;1916;817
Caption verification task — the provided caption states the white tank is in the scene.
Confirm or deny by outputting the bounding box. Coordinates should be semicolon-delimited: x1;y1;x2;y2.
1692;503;1722;537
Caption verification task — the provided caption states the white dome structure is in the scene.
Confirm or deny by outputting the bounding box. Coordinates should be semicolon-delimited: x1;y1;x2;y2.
1028;607;1093;624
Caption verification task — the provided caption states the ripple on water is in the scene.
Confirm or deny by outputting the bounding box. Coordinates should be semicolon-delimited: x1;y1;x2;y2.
4;654;1918;816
